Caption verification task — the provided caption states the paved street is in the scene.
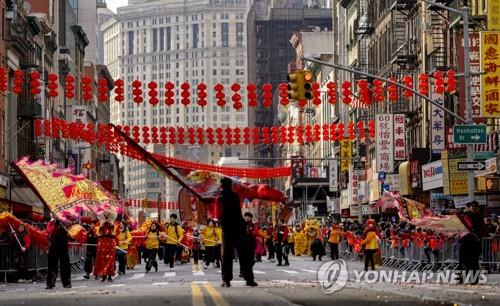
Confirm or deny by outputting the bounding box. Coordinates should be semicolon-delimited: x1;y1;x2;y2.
0;256;498;306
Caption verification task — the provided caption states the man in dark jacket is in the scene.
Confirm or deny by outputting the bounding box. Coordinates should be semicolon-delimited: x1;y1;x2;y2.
219;177;244;287
46;219;71;289
84;221;98;280
239;212;258;287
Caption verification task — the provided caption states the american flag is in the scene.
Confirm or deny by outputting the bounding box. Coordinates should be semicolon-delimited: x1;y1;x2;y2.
474;131;499;153
350;97;369;109
289;32;301;48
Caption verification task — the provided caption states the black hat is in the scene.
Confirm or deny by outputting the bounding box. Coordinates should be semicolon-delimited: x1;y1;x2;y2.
244;212;253;218
170;213;178;219
221;177;232;189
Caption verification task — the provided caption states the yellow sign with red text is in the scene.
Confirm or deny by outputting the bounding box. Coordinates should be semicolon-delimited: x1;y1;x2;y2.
340;140;352;172
481;31;500;118
488;1;500;31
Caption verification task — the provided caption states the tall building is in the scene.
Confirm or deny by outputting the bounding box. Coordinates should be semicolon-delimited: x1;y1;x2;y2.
103;0;251;203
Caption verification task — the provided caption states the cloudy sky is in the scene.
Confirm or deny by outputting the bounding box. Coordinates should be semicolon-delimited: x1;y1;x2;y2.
105;0;128;13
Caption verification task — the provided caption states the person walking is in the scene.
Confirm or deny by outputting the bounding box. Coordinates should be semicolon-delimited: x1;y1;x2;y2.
84;221;98;279
214;220;222;268
46;219;71;289
202;219;221;269
191;228;202;267
145;222;161;272
117;221;132;275
239;212;258;287
328;224;343;260
94;211;118;282
219;177;244;287
273;219;289;266
163;214;184;271
361;221;379;271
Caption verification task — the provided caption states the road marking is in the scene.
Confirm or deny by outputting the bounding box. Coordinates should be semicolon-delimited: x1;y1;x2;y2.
107;284;125;287
164;272;176;278
445;288;476;294
73;276;85;281
192;281;209;284
300;269;317;273
191;283;206;306
128;273;145;280
152;282;169;286
253;270;266;274
204;283;230;306
193;270;206;276
276;269;298;274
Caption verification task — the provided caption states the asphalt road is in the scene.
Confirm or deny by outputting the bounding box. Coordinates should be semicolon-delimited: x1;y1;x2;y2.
0;256;498;306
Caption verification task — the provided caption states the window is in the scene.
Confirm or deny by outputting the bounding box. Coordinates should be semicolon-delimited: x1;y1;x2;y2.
153;28;158;51
166;27;171;50
192;24;199;48
221;23;229;48
159;28;164;51
128;31;134;54
236;22;244;47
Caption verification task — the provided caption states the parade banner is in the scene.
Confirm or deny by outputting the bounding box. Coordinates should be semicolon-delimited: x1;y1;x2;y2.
12;158;120;222
481;31;500;118
393;114;406;160
375;114;394;173
430;92;445;151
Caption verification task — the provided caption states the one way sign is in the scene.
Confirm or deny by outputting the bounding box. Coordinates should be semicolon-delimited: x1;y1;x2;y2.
457;161;486;171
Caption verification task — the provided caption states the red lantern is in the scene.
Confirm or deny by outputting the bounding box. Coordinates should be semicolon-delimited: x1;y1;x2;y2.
313;124;321;142
322;124;329;141
98;78;108;103
261;127;270;144
243;127;250;145
326;82;337;104
12;70;24;95
357;79;371;105
341;81;352;104
278;83;289;106
151;127;159;144
0;67;7;92
168;127;176;144
387;77;398;102
215;83;226;107
30;71;41;96
225;127;233;145
65;75;75;99
188;128;195;145
207;128;215;145
165;81;175;106
178;127;185;144
180;82;190;106
114;79;125;102
148;81;159;105
372;79;384;102
262;83;273;108
368;120;375;138
312;83;321;106
347;122;355;140
82;76;93;102
357;121;365;139
337;123;345;141
160;127;167;144
296;126;304;144
305;125;313;142
34;119;42;137
197;83;207;107
132;80;143;104
234;127;241;145
418;74;429;96
271;126;279;144
279;126;287;144
252;127;260;145
433;71;444;94
287;126;295;144
216;128;224;145
402;75;413;98
247;84;258;107
132;126;140;143
231;83;242;110
47;73;58;98
196;127;205;145
446;69;456;94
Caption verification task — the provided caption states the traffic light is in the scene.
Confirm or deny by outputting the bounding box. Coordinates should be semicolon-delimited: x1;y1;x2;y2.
287;71;304;100
303;70;313;100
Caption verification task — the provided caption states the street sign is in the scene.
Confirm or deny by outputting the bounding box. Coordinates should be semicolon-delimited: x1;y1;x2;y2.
453;124;487;144
457;161;486;171
353;161;365;176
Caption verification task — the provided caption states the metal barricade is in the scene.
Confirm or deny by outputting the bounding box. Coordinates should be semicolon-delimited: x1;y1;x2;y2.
481;237;500;273
0;243;17;282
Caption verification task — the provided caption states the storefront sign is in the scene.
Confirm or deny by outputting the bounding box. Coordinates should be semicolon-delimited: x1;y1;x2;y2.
340;140;352;172
448;158;469;195
375;114;394;173
410;160;421;188
393;114;406;160
430;192;454;213
384;174;400;192
368;180;380;203
454;195;487;208
329;160;338;192
398;162;412;195
487;194;500;208
327;197;340;214
481;31;500;118
431;92;446;152
422;161;443;191
457;33;482;119
488;1;500;31
475;157;498;177
340;189;349;210
350;204;378;216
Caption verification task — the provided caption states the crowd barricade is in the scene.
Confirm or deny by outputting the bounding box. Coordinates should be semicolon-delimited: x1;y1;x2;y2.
0;242;86;282
338;236;500;273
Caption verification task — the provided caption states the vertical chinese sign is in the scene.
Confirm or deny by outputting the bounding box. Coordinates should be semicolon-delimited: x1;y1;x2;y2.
481;31;500;118
329;160;338;192
456;33;482;120
431;92;445;152
375;114;394;173
393;114;406;161
488;1;500;31
340;140;352;172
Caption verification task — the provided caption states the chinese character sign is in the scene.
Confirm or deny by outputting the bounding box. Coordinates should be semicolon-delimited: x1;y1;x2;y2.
456;33;482;119
329;160;338;192
481;31;500;118
340;140;352;172
72;106;87;124
431;92;445;151
375;114;394;173
393;114;406;160
489;1;500;31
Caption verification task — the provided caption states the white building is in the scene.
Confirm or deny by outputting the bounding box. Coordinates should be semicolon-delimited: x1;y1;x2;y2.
102;0;252;202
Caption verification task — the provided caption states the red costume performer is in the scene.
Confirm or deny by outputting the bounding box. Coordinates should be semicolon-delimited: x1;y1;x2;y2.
94;219;118;281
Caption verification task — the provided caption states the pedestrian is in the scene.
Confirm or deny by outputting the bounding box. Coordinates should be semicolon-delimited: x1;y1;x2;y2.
13;223;31;283
219;177;245;287
293;225;307;256
145;221;161;272
94;210;118;282
214;220;222;268
191;228;202;266
266;224;275;262
117;221;132;275
162;214;184;271
254;226;266;262
84;221;98;279
239;212;258;287
203;219;221;269
287;226;295;256
328;224;343;260
46;219;71;289
458;201;486;284
273;219;289;266
361;221;379;271
126;235;139;270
